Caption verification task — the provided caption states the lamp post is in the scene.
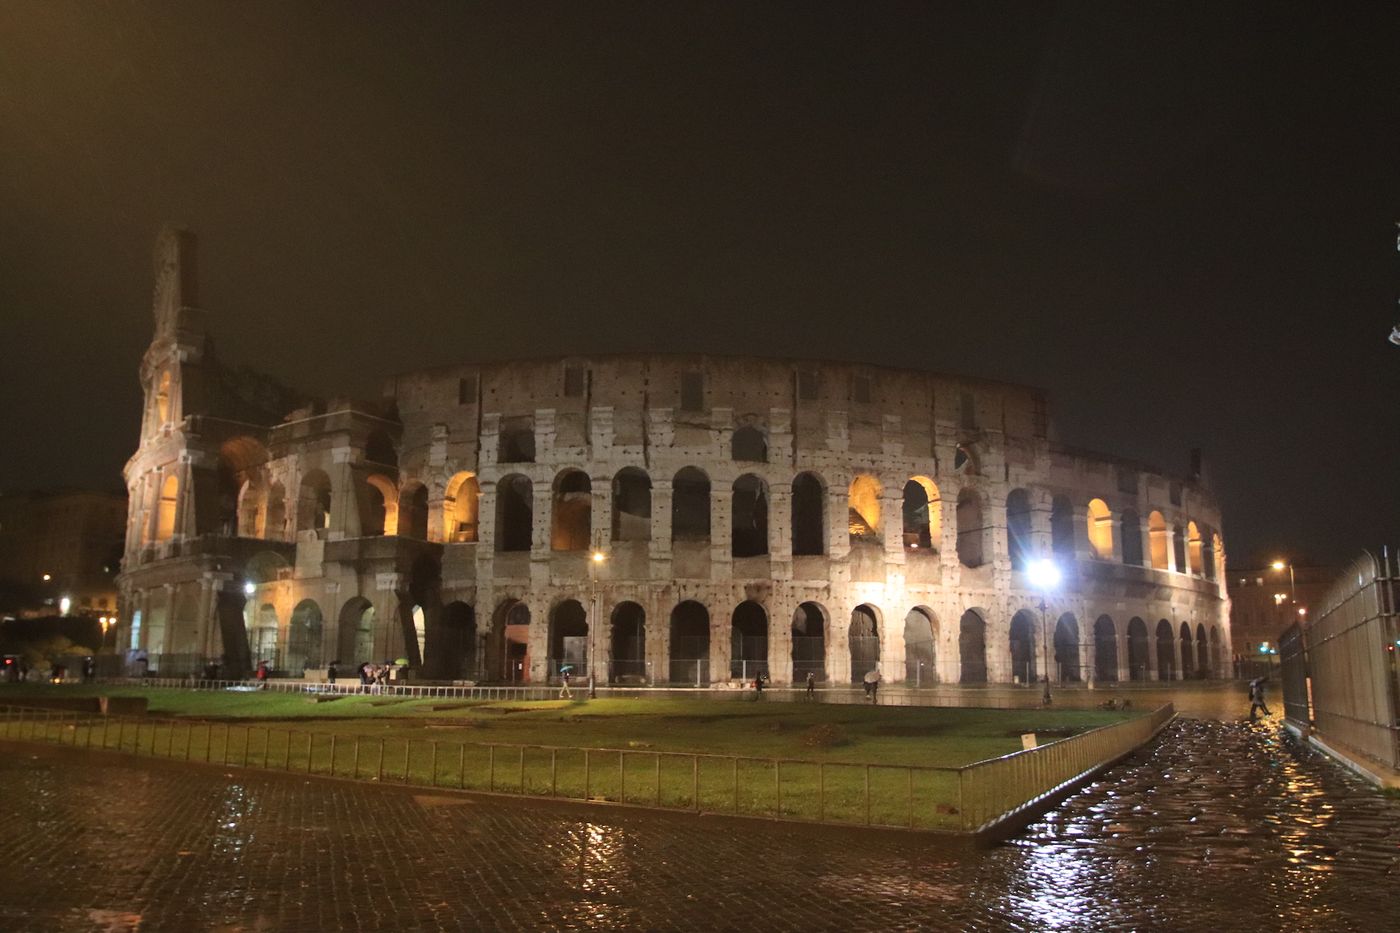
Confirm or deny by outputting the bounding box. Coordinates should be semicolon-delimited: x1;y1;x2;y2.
589;549;606;699
1027;558;1061;707
1271;559;1297;604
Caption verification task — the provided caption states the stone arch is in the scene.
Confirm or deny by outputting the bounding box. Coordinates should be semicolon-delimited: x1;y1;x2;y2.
1087;498;1113;559
791;472;826;556
956;487;988;568
1212;533;1225;582
1093;615;1118;683
959;609;988;684
398;482;429;539
1050;495;1075;558
364;474;398;537
1209;625;1222;674
848;604;881;684
490;599;532;683
1127;617;1150;681
296;469;332;533
1120;509;1143;566
1187;521;1204;575
609;601;647;682
154;473;179;542
1201;528;1218;581
671;467;711;541
848;475;881;542
1155;619;1176;681
155;370;172;425
287;599;324;674
731;474;768;558
443;471;480;543
442;601;477;679
337;597;376;666
1009;610;1037;684
730;600;768;680
264;482;287;541
668;600;710;685
1179;621;1195;679
1196;622;1210;676
903;607;937;684
902;476;940;551
791;601;827;682
731;425;768;462
1055;613;1080;682
547;599;589;679
551;470;592;550
495;474;533;552
217;436;269;536
364;429;398;468
611;468;652;542
249;602;280;667
238;476;267;538
1148;510;1169;569
1172;524;1188;574
1006;488;1033;570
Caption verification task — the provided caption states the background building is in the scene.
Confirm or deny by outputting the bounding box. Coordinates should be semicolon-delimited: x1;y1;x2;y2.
0;488;125;619
1228;561;1333;677
116;227;1232;683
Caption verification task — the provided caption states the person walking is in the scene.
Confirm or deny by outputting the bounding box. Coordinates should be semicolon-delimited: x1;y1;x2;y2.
863;668;881;704
805;670;816;700
1247;678;1272;720
559;666;573;699
754;670;766;698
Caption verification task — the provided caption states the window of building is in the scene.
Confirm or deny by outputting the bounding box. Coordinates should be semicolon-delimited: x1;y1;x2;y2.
680;372;704;412
852;375;872;404
563;366;586;398
797;370;821;401
960;391;977;430
458;377;476;405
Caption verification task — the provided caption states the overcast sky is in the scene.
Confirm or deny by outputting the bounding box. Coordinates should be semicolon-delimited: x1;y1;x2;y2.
2;1;1397;567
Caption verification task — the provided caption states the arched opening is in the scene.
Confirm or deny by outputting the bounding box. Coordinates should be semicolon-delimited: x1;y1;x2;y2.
731;425;768;462
364;429;397;468
551;471;592;551
1009;610;1037;684
1087;498;1113;559
959;610;987;684
609;601;646;682
671;467;711;542
848;604;880;684
730;600;768;680
364;474;397;537
1054;614;1080;682
1148;511;1169;569
1050;495;1074;557
154;370;172;425
398;483;429;540
1187;521;1204;575
490;600;531;683
668;601;710;685
1120;509;1143;566
495;474;534;552
791;602;826;682
287;600;324;674
1196;622;1210;677
791;472;826;556
237;477;267;538
1210;626;1222;675
1201;528;1217;581
249;603;279;668
848;475;881;543
216;437;269;537
1006;488;1033;570
154;474;179;542
1172;524;1188;574
296;470;332;533
956;488;986;568
731;474;768;558
1094;615;1118;683
337;598;375;665
547;599;589;679
1212;533;1225;582
1155;619;1176;681
444;472;480;543
611;468;652;542
264;482;287;541
1127;618;1150;681
411;605;426;665
903;476;940;551
442;601;477;680
903;608;936;685
1179;622;1195;679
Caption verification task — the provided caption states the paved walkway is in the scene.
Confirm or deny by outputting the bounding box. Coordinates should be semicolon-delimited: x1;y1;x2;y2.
2;707;1398;932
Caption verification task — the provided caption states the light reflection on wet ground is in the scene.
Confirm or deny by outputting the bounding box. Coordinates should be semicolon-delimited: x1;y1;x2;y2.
2;714;1397;931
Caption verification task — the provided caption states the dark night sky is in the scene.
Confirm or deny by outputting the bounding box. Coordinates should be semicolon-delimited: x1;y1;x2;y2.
2;1;1397;568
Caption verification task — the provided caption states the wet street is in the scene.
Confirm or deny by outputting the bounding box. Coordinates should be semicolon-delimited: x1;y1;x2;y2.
2;713;1398;932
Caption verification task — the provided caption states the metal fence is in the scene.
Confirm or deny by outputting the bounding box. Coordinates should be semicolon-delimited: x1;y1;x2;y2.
1281;549;1400;771
0;701;1172;835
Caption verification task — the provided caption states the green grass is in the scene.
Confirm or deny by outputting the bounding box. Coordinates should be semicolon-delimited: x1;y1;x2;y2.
0;686;1139;830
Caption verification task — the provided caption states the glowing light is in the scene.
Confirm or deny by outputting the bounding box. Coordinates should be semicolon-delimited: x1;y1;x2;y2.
243;581;256;595
41;573;51;582
1298;607;1307;616
59;596;71;615
1271;560;1286;571
591;551;606;564
1027;557;1060;590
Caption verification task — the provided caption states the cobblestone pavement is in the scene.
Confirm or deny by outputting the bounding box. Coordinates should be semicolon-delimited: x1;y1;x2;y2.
3;709;1399;932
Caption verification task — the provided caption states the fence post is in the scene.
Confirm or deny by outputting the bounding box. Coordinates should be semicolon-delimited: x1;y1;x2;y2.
655;754;662;807
264;728;273;769
377;738;385;782
430;741;439;787
864;764;871;825
775;760;782;816
308;732;316;774
907;768;914;828
519;747;525;792
819;763;825;821
459;744;467;790
692;756;699;811
331;734;339;776
583;748;589;799
620;750;626;804
551;748;558;796
732;758;739;813
490;745;497;792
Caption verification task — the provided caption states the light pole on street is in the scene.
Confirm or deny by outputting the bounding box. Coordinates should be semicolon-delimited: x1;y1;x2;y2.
1028;557;1061;707
588;549;606;698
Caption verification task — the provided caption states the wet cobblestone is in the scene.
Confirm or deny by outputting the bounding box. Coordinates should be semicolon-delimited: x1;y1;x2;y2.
2;714;1398;932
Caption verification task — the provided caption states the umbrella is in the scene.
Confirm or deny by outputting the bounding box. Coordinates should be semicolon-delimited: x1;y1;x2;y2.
862;669;881;684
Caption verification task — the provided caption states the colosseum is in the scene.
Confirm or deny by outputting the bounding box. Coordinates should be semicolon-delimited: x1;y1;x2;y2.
116;227;1231;688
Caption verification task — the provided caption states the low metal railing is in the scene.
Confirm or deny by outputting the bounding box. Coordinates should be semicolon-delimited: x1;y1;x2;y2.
0;702;1173;834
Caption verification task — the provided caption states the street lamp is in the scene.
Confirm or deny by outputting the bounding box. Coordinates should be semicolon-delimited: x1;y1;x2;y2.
589;549;606;698
1027;557;1061;706
1270;559;1297;604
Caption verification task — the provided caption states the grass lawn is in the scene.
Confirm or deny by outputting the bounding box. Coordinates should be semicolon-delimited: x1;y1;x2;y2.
0;685;1140;830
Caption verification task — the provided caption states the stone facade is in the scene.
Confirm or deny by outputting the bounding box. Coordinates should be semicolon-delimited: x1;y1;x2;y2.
116;227;1231;685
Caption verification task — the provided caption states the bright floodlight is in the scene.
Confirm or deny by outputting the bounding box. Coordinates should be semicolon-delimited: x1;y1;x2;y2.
1027;558;1060;590
591;550;606;563
243;581;256;595
1271;560;1286;571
